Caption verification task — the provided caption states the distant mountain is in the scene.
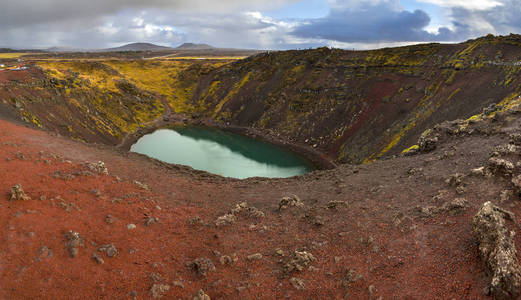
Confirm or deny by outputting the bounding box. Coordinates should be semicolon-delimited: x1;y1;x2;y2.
175;43;215;50
103;43;173;52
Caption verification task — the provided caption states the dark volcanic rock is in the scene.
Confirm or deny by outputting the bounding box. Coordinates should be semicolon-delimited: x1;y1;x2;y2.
474;201;521;300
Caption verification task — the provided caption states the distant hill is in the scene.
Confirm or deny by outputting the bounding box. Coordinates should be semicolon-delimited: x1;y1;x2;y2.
175;43;215;50
46;46;88;52
103;43;173;52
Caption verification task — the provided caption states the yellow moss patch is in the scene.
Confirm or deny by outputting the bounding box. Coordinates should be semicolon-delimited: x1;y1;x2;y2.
213;72;252;117
401;144;419;155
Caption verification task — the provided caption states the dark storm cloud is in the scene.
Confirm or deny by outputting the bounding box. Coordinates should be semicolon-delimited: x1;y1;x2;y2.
291;0;463;43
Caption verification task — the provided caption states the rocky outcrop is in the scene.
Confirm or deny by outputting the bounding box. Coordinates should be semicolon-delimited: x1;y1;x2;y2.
474;201;521;300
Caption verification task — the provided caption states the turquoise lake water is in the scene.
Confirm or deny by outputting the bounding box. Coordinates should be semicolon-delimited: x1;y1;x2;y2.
130;127;314;179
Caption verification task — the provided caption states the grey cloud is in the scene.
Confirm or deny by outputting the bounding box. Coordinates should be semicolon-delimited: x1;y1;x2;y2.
291;0;464;43
0;0;297;28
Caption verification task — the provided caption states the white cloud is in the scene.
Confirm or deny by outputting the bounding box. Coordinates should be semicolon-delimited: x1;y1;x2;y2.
417;0;503;11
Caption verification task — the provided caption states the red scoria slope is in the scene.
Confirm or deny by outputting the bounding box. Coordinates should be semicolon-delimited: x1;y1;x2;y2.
2;108;521;299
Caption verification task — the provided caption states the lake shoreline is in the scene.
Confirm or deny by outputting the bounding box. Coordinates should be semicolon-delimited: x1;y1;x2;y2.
118;114;337;171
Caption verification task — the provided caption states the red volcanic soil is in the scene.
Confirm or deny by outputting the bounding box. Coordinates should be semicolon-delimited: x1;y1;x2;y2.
1;113;521;299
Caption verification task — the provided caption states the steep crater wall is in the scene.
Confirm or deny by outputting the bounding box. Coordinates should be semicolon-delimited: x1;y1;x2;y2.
191;34;521;163
2;34;521;165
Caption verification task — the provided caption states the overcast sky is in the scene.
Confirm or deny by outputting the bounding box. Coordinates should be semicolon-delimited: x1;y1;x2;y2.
1;0;520;50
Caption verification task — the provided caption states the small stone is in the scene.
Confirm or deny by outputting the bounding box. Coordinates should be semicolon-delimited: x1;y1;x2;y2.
38;246;54;260
369;285;377;295
172;281;185;288
65;231;84;258
456;185;466;195
98;244;118;257
105;215;115;224
149;272;163;282
274;249;285;256
133;180;149;190
512;176;521;195
189;258;216;276
343;269;363;287
193;289;211;300
70;248;79;257
145;216;160;226
500;190;514;203
86;161;108;175
92;253;104;264
327;200;348;209
215;213;236;226
127;224;136;230
150;284;170;299
247;253;263;261
289;277;305;290
443;198;468;215
10;184;30;201
219;255;233;265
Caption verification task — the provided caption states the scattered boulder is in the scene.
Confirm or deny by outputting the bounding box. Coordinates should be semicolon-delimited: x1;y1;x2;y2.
474;201;521;300
493;144;518;156
193;289;211;300
230;202;265;218
98;244;118;257
189;258;216;277
127;224;136;230
509;133;521;146
488;157;514;176
65;231;84;258
418;129;439;152
215;213;236;227
215;202;264;226
512;175;521;195
85;161;108;175
10;184;30;201
418;198;468;217
470;167;486;176
442;198;468;215
283;251;316;274
279;195;304;210
150;284;170;299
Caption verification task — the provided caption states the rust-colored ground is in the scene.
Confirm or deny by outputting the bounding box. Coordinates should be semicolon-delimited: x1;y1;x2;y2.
1;111;521;299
